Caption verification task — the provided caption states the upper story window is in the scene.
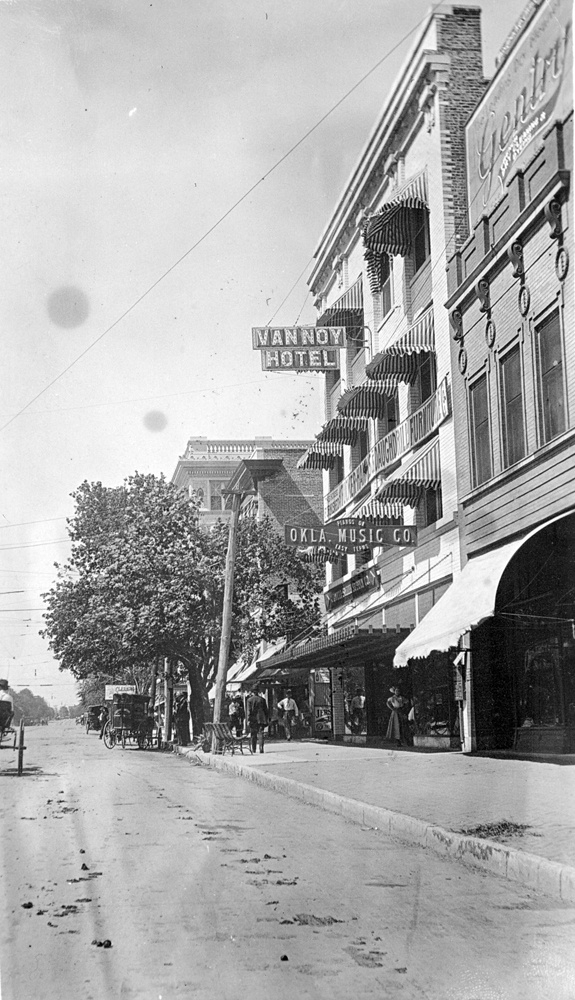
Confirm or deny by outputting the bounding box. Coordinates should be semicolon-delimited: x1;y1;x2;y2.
535;309;566;445
500;344;525;468
209;481;227;511
373;254;393;322
417;352;436;405
412;208;430;273
469;373;492;487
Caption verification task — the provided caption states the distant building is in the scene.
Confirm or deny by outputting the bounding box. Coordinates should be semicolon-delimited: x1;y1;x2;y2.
171;437;321;529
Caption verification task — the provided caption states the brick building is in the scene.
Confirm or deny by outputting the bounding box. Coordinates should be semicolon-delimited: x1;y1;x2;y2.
171;437;321;529
262;5;489;745
397;0;574;754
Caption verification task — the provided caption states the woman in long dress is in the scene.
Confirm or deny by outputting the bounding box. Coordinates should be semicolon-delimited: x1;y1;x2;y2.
386;687;408;746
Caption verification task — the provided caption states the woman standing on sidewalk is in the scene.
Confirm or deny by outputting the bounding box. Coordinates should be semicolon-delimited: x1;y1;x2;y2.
386;687;408;746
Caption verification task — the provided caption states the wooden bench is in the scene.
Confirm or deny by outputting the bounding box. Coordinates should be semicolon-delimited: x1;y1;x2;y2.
203;721;253;755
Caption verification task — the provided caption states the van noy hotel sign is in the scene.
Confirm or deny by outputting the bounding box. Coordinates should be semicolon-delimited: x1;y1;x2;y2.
252;326;347;371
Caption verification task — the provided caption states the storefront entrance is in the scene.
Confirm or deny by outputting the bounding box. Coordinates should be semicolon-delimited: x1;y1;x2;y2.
476;513;575;753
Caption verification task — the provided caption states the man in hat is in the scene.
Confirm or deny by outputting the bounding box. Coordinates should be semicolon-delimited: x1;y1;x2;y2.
277;688;299;741
0;679;14;730
246;687;268;753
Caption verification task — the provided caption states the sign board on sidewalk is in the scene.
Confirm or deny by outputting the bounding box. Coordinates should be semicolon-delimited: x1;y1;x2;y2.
285;520;417;554
105;684;136;700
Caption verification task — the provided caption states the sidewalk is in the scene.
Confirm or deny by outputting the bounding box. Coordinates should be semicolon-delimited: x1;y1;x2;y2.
177;739;575;904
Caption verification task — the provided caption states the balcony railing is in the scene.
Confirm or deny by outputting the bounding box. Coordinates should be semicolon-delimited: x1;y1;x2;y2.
325;377;451;521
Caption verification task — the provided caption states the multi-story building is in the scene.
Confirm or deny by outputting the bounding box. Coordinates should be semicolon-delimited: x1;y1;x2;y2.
171;437;319;528
397;0;574;754
263;4;488;744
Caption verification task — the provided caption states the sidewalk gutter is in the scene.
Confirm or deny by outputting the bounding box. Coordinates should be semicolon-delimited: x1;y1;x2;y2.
176;747;575;905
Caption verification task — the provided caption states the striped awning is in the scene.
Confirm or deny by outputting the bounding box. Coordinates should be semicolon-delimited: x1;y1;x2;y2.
366;309;434;382
317;276;364;331
363;171;428;292
374;437;440;506
349;495;405;521
316;415;369;446
296;440;343;470
337;380;399;419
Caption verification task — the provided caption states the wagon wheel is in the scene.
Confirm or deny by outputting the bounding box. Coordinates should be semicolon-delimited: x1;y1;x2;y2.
103;722;116;749
136;721;149;750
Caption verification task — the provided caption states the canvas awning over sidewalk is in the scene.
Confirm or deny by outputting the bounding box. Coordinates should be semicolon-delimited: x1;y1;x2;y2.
259;624;411;674
394;512;574;666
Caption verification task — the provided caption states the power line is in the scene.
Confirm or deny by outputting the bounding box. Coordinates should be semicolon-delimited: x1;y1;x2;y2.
0;4;443;436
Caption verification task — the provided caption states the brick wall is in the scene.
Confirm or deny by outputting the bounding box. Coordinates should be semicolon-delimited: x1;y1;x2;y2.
257;450;323;532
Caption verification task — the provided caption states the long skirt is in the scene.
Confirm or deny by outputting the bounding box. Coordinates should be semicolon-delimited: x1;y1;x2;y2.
386;709;408;743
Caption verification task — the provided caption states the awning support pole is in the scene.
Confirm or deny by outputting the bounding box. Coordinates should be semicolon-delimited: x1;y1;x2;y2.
461;634;476;753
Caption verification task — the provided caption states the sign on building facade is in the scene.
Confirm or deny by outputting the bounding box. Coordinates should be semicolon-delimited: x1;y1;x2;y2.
252;325;347;372
286;520;417;554
466;0;572;228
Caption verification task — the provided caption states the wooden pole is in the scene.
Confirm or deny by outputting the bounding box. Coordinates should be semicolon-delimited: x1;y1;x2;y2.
164;657;173;746
213;491;242;724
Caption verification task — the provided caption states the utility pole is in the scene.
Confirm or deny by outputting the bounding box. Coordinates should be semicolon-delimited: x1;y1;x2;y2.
164;657;173;745
213;491;242;724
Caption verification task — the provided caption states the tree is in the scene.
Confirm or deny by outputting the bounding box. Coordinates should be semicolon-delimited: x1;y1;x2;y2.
10;688;54;724
42;473;323;734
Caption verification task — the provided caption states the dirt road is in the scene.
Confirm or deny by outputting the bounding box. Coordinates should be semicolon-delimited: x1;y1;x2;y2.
1;722;574;999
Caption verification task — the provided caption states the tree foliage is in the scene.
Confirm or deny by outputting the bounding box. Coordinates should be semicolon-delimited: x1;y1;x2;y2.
41;473;323;730
10;688;54;724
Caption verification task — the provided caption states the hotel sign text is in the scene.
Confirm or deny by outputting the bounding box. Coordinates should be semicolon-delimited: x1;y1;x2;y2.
252;325;346;372
326;377;450;520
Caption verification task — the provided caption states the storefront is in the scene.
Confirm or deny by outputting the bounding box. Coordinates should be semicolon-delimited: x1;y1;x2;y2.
395;511;575;754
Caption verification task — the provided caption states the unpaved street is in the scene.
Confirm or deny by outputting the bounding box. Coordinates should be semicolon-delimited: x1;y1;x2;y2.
1;722;574;1000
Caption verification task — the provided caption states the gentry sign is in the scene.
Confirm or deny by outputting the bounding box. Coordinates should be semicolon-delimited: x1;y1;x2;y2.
286;520;417;554
466;0;572;228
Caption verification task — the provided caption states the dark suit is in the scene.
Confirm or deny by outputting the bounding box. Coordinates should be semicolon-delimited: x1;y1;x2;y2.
246;693;268;753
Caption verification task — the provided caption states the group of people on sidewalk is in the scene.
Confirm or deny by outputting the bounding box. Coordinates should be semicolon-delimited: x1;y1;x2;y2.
227;689;299;753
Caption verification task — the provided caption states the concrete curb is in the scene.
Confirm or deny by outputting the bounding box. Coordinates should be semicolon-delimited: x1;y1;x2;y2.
176;747;575;904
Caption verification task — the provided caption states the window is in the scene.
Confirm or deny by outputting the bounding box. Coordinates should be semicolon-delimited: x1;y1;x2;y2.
209;481;227;511
358;430;369;461
412;208;430;273
469;374;492;486
378;254;393;319
377;395;398;438
536;310;566;444
424;486;443;526
417;352;436;405
500;345;525;468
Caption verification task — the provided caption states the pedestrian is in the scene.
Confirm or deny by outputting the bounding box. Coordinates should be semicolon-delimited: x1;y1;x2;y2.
98;704;109;740
228;696;245;737
350;687;366;733
174;692;190;746
0;678;14;730
386;687;408;746
246;687;268;753
277;689;299;741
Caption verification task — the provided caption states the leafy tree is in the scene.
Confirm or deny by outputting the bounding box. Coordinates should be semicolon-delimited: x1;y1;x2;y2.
42;473;322;734
10;688;54;724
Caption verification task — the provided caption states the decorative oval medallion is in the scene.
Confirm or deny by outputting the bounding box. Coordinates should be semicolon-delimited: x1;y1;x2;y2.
458;348;468;375
485;320;496;348
518;284;530;316
556;246;569;282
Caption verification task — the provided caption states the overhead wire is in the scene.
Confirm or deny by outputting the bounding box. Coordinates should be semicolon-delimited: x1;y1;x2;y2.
0;3;446;436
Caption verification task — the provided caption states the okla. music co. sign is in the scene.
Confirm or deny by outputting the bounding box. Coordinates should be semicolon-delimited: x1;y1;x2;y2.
252;325;347;371
286;519;417;555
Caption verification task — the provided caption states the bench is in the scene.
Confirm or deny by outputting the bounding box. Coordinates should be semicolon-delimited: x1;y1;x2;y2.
203;721;253;755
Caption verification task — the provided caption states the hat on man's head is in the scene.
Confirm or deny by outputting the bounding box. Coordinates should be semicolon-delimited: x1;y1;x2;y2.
0;678;9;689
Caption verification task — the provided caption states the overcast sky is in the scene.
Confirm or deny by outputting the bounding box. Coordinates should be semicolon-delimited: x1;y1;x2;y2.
0;0;529;706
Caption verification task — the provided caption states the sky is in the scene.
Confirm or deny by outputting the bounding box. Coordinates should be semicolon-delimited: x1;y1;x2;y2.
0;0;530;707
